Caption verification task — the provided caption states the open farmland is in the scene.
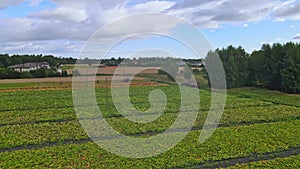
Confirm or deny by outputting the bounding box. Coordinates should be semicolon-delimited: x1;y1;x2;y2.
0;82;299;168
0;76;147;84
64;66;160;75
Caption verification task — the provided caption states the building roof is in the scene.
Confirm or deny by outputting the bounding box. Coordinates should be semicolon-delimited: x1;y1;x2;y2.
8;62;50;69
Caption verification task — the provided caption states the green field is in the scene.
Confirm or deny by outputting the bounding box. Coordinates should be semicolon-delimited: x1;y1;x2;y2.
226;154;300;169
0;83;299;168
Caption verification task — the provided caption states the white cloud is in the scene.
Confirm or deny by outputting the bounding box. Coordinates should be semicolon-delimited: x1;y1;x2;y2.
0;0;23;9
0;17;93;42
1;0;176;42
92;1;175;25
49;0;126;9
27;0;42;6
30;7;89;22
243;24;249;28
1;40;84;56
1;0;300;57
273;1;300;21
166;0;294;29
293;34;300;39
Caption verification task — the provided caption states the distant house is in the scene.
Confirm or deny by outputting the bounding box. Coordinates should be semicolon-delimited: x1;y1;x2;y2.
190;62;205;67
8;62;50;72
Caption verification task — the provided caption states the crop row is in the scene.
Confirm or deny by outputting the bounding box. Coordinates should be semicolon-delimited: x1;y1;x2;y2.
225;154;300;169
98;105;300;136
1;101;298;129
1;106;299;150
0;85;277;114
1;85;298;108
228;88;300;107
0;108;75;126
0;121;87;150
0;120;299;168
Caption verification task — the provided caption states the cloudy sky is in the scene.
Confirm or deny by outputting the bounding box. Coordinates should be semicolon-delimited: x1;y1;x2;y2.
0;0;300;58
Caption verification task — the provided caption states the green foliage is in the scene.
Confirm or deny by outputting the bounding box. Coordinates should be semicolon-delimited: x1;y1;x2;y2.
250;42;300;93
0;85;299;168
0;68;8;79
20;72;33;78
30;68;47;78
0;54;76;68
0;54;76;79
28;68;61;78
0;68;64;79
183;66;193;80
214;45;250;88
0;68;21;79
0;120;299;168
160;62;179;81
280;56;300;93
192;68;201;74
62;70;68;77
157;69;166;75
205;42;300;93
227;154;300;169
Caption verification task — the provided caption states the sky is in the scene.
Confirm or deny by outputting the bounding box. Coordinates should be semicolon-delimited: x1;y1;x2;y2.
0;0;300;59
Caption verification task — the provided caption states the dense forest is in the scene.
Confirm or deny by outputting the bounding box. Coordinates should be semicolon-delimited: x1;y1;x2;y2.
0;54;76;68
205;42;300;94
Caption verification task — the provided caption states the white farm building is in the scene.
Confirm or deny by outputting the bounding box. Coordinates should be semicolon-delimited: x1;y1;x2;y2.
8;62;50;72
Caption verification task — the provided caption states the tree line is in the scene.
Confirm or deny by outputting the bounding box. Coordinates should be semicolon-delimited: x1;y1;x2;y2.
0;54;76;68
0;68;68;79
0;54;74;79
205;42;300;94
